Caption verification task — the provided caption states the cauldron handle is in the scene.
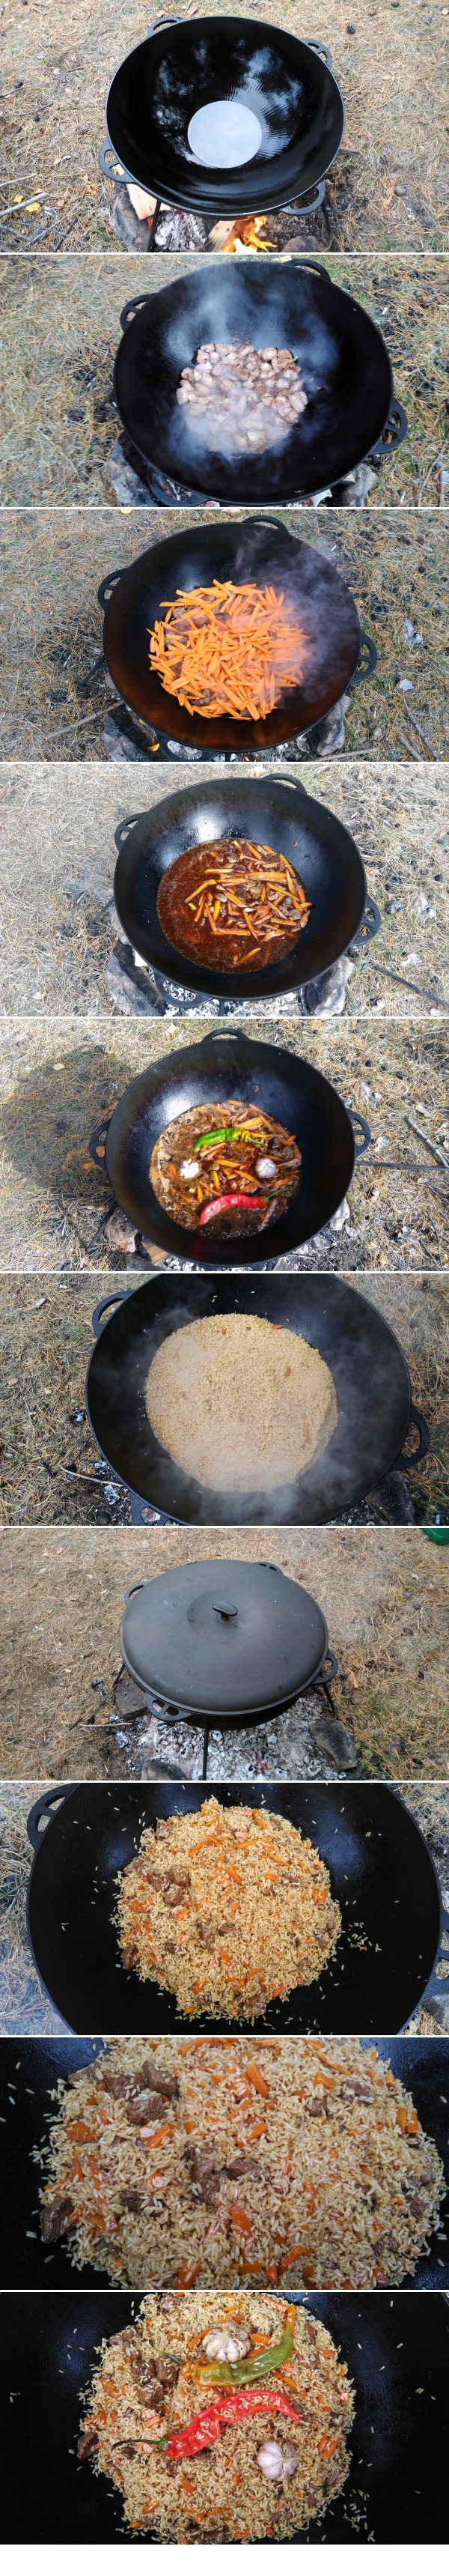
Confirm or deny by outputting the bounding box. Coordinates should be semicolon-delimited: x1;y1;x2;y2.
97;569;126;610
308;39;333;67
114;814;144;849
369;398;409;461
394;1405;430;1469
27;1786;73;1850
352;632;377;682
350;1110;371;1160
98;138;129;181
120;294;152;332
91;1291;129;1337
124;1581;146;1604
319;1648;338;1684
349;895;382;954
290;255;329;278
147;14;182;31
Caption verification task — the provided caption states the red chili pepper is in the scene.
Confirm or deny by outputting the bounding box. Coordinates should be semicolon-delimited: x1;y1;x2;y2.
198;1192;269;1227
165;2386;302;2460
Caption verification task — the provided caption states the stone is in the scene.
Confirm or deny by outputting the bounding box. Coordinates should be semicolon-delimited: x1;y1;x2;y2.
310;1710;358;1771
114;1674;148;1719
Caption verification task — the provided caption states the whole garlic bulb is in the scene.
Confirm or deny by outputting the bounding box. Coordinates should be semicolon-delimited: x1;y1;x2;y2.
202;2327;251;2362
257;2442;298;2482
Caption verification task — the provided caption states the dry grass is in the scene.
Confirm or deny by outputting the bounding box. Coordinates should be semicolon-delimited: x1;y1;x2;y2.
0;1270;447;1530
0;1016;448;1274
0;255;448;508
0;1524;448;1783
0;0;448;254
1;1775;448;2035
0;761;448;1021
0;507;448;761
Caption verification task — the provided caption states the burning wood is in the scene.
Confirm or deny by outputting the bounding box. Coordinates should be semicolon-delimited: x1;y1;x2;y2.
209;213;275;254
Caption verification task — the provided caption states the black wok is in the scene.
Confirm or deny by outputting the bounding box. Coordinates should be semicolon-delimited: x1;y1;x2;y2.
2;2034;448;2290
113;772;379;1001
2;2290;447;2543
114;263;407;504
98;515;376;754
89;1029;370;1267
85;1273;430;1526
103;18;344;218
25;1782;445;2036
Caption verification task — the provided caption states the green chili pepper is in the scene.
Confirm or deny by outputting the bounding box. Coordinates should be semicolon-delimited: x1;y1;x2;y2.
193;2322;295;2388
194;1124;253;1154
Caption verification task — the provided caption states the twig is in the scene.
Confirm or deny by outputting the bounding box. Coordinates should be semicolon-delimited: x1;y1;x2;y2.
0;191;46;217
405;1115;449;1169
418;443;448;497
397;732;421;761
403;709;438;758
418;1215;443;1267
356;957;449;1011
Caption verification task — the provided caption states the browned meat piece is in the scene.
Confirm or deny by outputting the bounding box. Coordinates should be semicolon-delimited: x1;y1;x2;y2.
157;2360;178;2386
132;2353;156;2381
226;2156;262;2179
156;1819;173;1838
139;2064;180;2097
126;2093;167;2127
40;2195;75;2242
100;2072;133;2097
163;1882;190;1909
78;2428;99;2460
307;2102;327;2118
339;2083;373;2101
119;2189;144;2212
184;2145;222;2205
122;1945;138;1971
163;1871;190;1892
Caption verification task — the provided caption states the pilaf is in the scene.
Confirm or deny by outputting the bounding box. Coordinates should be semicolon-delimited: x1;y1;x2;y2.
77;2288;355;2539
38;2034;445;2293
113;1797;340;2019
144;1312;337;1493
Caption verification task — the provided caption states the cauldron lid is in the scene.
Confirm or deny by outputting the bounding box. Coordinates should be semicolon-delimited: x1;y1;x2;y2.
120;1557;327;1715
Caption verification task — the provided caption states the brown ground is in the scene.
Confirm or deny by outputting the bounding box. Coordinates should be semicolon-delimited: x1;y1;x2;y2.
0;1524;448;1783
0;1016;448;1275
0;255;448;509
0;1270;447;1529
1;1776;448;2036
0;0;448;255
1;761;448;1020
1;507;448;762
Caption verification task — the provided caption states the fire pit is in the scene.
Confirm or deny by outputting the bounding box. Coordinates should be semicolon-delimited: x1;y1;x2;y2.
88;1028;371;1267
118;1557;338;1778
99;17;344;231
113;264;407;506
98;515;376;755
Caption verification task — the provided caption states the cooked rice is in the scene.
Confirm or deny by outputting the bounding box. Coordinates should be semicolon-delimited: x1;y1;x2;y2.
77;2288;355;2539
113;1798;340;2020
38;2034;444;2294
145;1312;337;1493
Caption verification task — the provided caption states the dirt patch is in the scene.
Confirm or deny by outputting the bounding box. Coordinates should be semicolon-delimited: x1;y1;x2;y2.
0;1525;448;1784
0;255;448;508
1;507;448;761
0;0;448;255
0;761;448;1021
0;1017;448;1274
0;1270;447;1530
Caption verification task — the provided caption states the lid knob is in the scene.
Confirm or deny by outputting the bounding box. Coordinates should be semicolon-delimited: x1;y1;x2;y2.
213;1601;238;1621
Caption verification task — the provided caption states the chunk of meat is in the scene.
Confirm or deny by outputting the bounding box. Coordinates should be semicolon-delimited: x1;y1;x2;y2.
78;2428;99;2460
40;2196;75;2243
140;2064;180;2097
184;2145;222;2205
119;2189;144;2213
121;1945;138;1971
307;2102;327;2118
126;2092;170;2127
225;2156;261;2180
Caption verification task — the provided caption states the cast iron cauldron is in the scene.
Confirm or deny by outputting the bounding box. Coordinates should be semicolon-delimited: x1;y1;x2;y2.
114;263;408;504
89;1028;371;1267
85;1273;430;1527
1;2290;448;2542
25;1781;445;2035
98;515;376;754
118;1556;338;1776
113;772;380;1001
1;2037;448;2290
100;17;344;219
2;2289;448;2542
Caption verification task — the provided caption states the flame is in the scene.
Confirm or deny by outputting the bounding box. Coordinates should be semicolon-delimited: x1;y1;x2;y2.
221;213;275;254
